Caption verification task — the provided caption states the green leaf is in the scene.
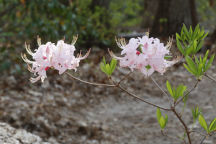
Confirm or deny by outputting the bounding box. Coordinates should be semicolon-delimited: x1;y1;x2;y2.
157;108;162;122
185;56;197;74
159;117;166;129
166;81;173;97
205;54;215;72
196;40;204;53
192;106;200;122
102;56;106;65
105;64;111;75
164;55;172;60
110;58;117;73
183;63;195;75
209;118;216;132
100;63;106;73
199;115;208;133
176;39;185;55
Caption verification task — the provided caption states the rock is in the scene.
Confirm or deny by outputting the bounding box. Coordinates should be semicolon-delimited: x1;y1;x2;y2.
0;122;50;144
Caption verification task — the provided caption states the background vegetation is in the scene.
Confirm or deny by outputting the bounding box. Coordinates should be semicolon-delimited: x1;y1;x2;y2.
0;0;216;73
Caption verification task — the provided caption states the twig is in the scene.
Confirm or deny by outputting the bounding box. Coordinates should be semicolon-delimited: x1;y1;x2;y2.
66;72;171;111
200;135;207;144
150;76;172;105
172;108;191;144
117;84;171;111
161;130;184;142
189;130;206;136
117;71;132;85
66;72;115;87
204;73;216;83
175;80;199;106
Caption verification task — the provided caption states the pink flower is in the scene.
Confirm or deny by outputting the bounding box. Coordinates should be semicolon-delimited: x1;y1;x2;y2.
110;35;177;76
21;36;90;83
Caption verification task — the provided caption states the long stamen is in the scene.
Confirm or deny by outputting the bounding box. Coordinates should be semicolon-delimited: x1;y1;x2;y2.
71;35;78;45
108;49;123;60
78;48;91;60
115;37;126;48
21;53;34;64
37;35;41;46
25;42;34;56
166;37;173;50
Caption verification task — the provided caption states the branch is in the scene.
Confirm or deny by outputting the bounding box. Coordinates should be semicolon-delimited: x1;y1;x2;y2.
204;73;216;83
117;84;171;111
150;76;172;105
172;108;192;144
200;135;207;144
117;71;132;85
66;72;171;111
65;72;115;87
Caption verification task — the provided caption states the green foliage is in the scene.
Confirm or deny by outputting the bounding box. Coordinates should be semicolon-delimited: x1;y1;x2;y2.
209;118;216;132
176;24;208;56
199;115;208;132
0;0;115;48
198;115;216;133
197;0;216;30
192;106;201;123
183;50;215;80
166;80;187;102
156;108;168;129
100;57;117;76
109;0;143;28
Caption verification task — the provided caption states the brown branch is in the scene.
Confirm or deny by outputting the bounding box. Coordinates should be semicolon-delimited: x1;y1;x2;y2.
204;73;216;83
65;72;115;87
150;76;172;105
117;84;171;111
117;71;132;85
172;108;191;144
66;72;171;110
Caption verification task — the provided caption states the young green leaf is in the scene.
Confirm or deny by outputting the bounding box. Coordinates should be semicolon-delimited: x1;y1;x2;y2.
185;56;197;74
166;80;173;97
192;106;201;122
205;54;215;72
199;115;208;133
209;118;216;132
159;117;166;129
157;108;162;122
110;58;117;73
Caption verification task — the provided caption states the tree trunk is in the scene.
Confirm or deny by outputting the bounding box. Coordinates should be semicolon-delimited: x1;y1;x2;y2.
151;0;198;36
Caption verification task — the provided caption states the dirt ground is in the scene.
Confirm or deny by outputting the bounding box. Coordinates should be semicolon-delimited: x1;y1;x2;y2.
0;51;216;144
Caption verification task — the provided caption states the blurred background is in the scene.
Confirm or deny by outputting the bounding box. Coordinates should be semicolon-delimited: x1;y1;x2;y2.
0;0;216;74
0;0;216;144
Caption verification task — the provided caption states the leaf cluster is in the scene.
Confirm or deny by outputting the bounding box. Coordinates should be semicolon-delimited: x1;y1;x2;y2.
166;81;187;102
176;24;208;56
156;108;168;129
100;57;117;76
192;106;201;123
184;50;215;80
199;115;216;134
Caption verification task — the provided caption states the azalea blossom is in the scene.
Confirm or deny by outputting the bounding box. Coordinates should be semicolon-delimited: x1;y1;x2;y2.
21;36;90;83
110;34;178;76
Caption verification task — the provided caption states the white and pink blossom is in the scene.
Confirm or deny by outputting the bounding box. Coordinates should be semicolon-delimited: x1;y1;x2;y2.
21;36;90;83
110;35;178;76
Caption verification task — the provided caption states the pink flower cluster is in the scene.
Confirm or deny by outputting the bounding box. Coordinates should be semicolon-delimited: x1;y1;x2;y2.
110;35;177;76
22;36;90;83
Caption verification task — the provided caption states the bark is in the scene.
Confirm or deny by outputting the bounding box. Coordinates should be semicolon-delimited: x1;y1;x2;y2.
151;0;198;36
